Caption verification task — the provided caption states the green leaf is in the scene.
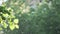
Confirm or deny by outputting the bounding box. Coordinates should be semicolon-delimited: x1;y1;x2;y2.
3;23;8;28
2;14;9;18
9;22;13;25
0;28;3;30
14;19;19;24
15;25;19;29
9;24;15;30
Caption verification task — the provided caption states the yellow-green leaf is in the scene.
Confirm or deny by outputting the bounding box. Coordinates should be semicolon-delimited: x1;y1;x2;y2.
9;24;15;30
15;25;19;29
14;19;19;24
2;14;9;18
0;28;3;30
3;23;8;28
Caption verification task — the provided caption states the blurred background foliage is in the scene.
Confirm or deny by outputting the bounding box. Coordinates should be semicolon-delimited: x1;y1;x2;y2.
0;0;60;34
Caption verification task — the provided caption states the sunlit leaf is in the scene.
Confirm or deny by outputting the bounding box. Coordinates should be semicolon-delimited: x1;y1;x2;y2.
2;14;9;18
0;28;3;30
3;23;8;28
14;19;19;24
9;24;15;30
15;25;19;29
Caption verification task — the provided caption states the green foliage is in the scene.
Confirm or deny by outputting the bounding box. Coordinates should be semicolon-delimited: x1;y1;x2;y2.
3;0;60;34
0;5;19;30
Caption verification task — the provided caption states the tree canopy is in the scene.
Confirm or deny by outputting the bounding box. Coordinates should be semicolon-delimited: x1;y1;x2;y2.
0;0;60;34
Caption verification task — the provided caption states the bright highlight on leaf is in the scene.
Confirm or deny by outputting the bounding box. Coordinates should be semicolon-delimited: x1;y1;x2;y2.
15;25;19;29
2;14;9;18
9;24;15;30
14;19;19;24
7;8;11;11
